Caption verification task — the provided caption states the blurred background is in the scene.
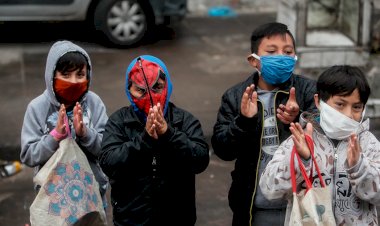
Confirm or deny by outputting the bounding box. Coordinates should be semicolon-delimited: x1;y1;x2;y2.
0;0;380;225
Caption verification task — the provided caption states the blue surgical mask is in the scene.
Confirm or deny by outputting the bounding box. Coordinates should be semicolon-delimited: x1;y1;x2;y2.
251;53;297;85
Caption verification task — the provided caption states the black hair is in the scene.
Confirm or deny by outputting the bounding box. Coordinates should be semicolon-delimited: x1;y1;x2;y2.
317;65;371;105
55;51;89;76
250;22;296;53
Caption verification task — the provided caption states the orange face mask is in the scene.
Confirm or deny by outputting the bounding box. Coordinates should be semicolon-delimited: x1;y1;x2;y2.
54;78;88;106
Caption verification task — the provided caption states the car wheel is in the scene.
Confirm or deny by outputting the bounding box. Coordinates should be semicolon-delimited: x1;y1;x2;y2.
94;0;148;47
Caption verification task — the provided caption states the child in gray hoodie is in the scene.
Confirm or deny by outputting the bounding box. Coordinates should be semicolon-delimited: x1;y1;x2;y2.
260;65;380;225
20;40;109;202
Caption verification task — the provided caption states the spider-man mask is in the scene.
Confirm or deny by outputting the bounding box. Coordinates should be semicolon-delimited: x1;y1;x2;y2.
128;58;168;116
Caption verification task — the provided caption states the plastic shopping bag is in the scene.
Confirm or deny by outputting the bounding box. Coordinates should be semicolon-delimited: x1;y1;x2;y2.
30;136;107;226
288;135;336;226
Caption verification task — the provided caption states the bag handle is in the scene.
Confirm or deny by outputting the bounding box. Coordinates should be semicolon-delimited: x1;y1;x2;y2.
290;135;325;193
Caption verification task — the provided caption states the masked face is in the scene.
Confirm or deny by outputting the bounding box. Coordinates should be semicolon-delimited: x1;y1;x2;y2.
251;53;297;85
54;78;88;106
319;100;365;140
129;58;168;116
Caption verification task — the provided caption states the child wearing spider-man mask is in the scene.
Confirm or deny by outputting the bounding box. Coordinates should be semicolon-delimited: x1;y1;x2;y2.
99;55;210;226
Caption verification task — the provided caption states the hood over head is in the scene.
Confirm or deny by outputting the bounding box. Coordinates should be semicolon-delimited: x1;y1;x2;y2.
44;40;92;106
125;55;173;116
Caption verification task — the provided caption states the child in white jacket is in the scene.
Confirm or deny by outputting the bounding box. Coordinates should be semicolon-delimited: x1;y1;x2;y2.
259;65;380;225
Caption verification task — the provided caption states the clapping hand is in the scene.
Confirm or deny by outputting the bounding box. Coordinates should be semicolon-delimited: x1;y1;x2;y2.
289;122;313;159
347;134;361;167
277;87;299;124
56;104;68;135
241;84;258;118
145;103;168;139
73;102;87;137
153;103;168;136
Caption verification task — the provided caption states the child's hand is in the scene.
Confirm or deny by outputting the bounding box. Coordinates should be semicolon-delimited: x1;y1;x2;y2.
241;84;258;118
73;102;87;137
290;122;313;159
51;104;67;141
145;107;158;139
56;104;67;134
347;133;361;167
153;103;167;136
277;87;300;124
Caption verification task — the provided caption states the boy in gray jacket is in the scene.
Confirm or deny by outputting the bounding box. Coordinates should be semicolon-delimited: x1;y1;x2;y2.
20;40;109;202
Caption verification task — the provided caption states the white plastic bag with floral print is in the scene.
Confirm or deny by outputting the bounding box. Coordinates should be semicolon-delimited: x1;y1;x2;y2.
30;137;107;226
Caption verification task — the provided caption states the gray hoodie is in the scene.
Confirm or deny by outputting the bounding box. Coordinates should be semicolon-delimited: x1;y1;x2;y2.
259;112;380;225
20;40;109;197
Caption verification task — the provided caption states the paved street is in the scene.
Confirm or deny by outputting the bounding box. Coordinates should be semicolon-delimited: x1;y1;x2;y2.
1;7;380;226
0;11;277;226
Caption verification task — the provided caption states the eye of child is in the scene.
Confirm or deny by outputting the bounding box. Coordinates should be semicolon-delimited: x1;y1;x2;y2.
152;82;164;92
59;72;68;77
334;102;344;108
136;87;146;93
353;105;363;111
284;50;294;55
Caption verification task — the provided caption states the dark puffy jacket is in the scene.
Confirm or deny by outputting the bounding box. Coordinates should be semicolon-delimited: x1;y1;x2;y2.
100;102;209;226
211;72;316;225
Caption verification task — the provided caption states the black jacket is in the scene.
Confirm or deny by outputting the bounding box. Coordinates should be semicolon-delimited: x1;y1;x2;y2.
100;102;209;226
211;72;316;225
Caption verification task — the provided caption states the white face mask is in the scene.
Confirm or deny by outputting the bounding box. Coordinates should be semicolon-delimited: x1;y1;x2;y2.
319;100;364;140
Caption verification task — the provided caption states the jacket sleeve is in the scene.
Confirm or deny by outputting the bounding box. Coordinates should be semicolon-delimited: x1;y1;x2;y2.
20;101;59;167
211;90;259;161
159;111;209;174
77;93;108;158
99;110;158;178
259;136;311;200
345;132;380;206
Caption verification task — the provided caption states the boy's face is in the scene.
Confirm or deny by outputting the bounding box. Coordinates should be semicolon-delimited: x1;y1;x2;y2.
129;77;166;99
129;74;168;116
53;64;89;106
249;33;295;70
55;65;88;83
315;89;365;122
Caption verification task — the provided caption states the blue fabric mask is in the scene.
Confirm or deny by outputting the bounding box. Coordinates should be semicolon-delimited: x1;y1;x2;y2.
251;53;297;85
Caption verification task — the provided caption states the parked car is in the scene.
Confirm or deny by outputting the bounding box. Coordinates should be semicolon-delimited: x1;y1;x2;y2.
0;0;187;47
